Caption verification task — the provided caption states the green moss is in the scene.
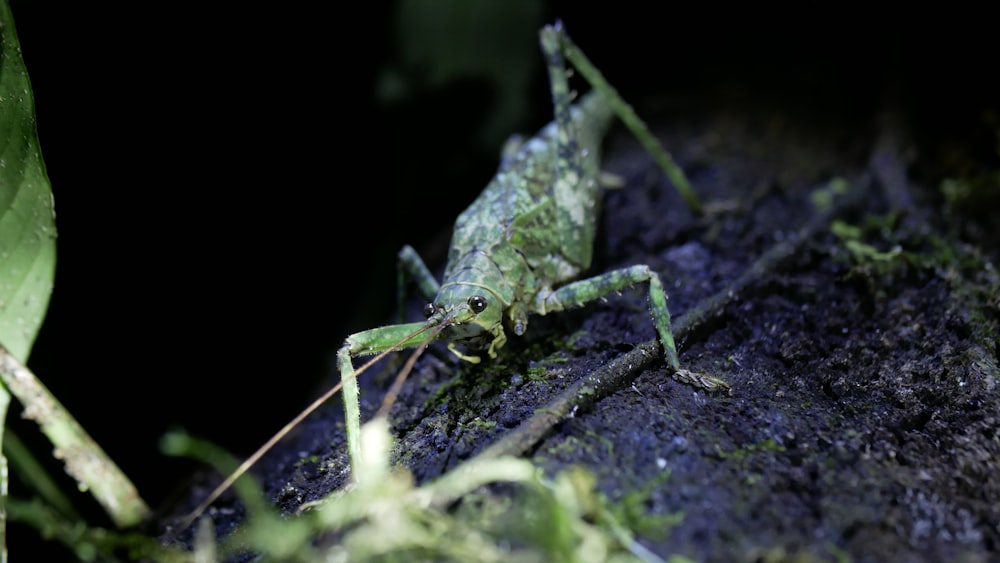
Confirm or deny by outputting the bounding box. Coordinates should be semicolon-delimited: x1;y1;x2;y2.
715;437;786;462
545;436;585;457
831;219;905;276
526;366;549;381
460;418;498;430
606;468;685;540
584;430;615;458
810;177;851;213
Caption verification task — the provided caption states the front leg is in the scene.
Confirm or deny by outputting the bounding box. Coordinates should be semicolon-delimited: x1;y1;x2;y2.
336;321;432;480
397;245;441;323
541;265;729;392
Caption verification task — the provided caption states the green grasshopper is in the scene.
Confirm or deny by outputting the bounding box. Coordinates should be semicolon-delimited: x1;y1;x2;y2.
181;21;726;530
336;22;728;475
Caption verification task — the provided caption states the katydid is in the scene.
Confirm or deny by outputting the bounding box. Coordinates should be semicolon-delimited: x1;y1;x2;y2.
180;21;726;531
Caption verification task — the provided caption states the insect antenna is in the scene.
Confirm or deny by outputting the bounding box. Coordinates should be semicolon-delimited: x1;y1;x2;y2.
175;321;440;533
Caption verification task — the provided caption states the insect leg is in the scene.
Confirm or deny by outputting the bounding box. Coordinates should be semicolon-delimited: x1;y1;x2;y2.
397;245;440;322
538;23;603;270
542;265;728;391
543;22;704;215
337;321;434;477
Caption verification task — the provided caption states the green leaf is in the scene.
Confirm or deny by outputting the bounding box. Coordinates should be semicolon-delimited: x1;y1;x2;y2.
0;1;57;362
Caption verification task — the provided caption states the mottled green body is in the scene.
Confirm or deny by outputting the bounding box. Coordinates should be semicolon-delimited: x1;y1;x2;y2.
336;23;725;478
438;90;612;352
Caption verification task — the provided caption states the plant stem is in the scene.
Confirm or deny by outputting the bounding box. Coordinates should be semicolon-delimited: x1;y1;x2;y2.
0;347;150;528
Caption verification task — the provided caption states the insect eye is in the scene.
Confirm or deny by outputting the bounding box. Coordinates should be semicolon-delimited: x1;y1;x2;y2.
423;303;437;318
468;295;488;313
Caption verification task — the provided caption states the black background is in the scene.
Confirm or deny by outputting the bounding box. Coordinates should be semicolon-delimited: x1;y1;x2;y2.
5;0;995;553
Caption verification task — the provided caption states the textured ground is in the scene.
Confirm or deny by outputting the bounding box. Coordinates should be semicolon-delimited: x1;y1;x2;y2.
165;87;1000;562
